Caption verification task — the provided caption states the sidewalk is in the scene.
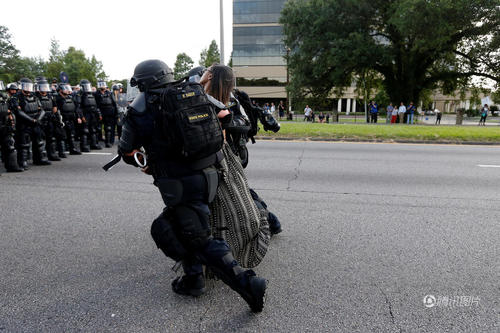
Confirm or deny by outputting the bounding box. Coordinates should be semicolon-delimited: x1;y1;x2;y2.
283;114;500;126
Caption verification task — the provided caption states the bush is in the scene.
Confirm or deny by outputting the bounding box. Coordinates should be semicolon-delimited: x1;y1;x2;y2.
465;108;480;117
490;105;499;116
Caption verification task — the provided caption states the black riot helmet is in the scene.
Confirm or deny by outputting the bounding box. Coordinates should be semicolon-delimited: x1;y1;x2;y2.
187;66;206;83
80;79;92;93
37;79;51;93
130;59;174;92
20;78;34;93
57;83;72;95
97;80;107;90
7;82;18;91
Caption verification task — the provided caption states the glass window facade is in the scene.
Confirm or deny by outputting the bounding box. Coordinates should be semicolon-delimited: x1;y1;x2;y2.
233;0;287;67
233;0;286;24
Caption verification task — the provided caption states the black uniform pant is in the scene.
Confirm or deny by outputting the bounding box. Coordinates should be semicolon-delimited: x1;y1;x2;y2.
151;172;247;284
82;112;100;147
62;118;79;152
1;127;18;168
15;124;47;164
102;115;116;144
43;120;66;154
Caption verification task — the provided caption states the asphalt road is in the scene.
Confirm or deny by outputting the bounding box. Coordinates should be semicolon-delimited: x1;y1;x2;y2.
1;141;499;332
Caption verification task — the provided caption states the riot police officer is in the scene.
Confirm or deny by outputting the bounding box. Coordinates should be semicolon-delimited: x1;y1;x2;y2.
37;79;65;161
112;83;127;140
0;81;23;172
95;80;117;147
14;78;51;168
119;59;267;312
75;79;101;150
55;83;82;155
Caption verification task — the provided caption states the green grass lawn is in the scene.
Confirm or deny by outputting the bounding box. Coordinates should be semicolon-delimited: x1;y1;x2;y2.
259;122;500;143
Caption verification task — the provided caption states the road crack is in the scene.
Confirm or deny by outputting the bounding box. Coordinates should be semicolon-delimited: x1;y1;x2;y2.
198;297;212;332
377;286;402;333
286;146;305;191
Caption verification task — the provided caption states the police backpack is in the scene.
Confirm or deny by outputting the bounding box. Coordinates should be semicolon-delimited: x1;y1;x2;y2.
153;79;224;161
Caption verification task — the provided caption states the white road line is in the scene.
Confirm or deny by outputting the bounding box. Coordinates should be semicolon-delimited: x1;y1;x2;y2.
477;164;500;168
82;152;113;155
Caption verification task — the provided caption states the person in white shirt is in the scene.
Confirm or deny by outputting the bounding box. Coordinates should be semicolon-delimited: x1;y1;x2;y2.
398;102;406;124
304;105;312;121
435;109;442;125
270;102;276;117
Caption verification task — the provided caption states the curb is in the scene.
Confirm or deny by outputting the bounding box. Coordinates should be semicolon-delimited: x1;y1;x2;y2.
254;136;500;146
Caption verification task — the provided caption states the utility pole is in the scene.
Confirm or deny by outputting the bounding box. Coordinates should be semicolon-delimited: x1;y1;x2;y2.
220;0;225;65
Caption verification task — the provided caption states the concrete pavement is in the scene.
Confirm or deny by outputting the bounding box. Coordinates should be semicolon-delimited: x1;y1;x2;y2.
0;142;499;332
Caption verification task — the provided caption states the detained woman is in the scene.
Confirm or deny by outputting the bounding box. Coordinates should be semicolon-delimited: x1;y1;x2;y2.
198;64;271;269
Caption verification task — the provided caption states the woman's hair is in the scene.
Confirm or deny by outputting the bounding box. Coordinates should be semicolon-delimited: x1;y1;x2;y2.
207;64;234;105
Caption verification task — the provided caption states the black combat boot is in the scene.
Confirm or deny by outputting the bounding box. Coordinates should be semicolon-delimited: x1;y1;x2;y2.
57;141;67;158
171;273;206;297
80;134;90;152
201;241;267;312
47;140;61;161
33;141;51;165
5;150;23;172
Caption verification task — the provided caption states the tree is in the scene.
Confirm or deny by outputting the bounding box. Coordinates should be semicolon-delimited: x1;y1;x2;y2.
46;38;65;81
61;47;107;85
173;52;194;80
281;0;500;105
0;25;20;82
13;56;47;79
199;40;221;67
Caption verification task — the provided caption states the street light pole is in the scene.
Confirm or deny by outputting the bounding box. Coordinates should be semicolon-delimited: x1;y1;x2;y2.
286;47;292;116
220;0;225;65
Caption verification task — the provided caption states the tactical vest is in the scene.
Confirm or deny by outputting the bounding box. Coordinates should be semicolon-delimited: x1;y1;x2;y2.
81;93;97;111
38;95;54;112
0;94;9;125
98;92;113;107
21;94;39;116
60;96;76;118
149;81;223;171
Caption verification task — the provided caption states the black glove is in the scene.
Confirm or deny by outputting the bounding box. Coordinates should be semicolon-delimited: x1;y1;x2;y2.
118;147;140;167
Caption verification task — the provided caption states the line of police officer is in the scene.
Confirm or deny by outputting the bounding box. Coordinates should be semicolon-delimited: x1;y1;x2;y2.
0;78;120;174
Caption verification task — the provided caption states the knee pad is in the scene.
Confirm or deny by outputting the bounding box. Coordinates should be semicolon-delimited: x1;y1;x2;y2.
173;205;211;251
151;211;188;262
106;126;112;131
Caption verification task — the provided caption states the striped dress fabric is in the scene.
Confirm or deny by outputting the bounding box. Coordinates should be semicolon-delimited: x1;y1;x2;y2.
209;143;271;268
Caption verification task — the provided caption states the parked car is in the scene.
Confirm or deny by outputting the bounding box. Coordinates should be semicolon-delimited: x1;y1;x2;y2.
424;110;435;115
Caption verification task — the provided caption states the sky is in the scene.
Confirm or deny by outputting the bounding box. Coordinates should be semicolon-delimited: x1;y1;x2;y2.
2;0;233;80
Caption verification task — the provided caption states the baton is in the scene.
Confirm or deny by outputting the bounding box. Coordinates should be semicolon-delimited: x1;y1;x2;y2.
102;154;122;171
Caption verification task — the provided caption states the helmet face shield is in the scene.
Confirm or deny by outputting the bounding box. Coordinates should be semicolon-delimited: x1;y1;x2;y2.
37;83;50;92
81;83;92;92
21;82;34;92
61;84;72;94
97;81;107;89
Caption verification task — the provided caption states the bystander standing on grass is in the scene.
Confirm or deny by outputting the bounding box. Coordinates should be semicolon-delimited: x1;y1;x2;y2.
370;101;379;123
435;109;442;125
398;102;406;124
479;104;489;126
387;103;394;123
407;102;416;125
